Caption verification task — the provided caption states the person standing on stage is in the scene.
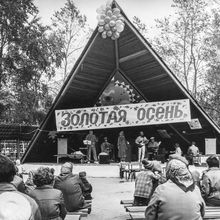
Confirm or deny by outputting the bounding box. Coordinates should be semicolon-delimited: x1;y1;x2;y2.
117;131;127;162
135;131;148;162
85;130;98;164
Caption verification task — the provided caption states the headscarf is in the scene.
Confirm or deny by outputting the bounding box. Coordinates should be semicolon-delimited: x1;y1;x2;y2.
0;192;32;220
166;159;194;192
61;162;73;174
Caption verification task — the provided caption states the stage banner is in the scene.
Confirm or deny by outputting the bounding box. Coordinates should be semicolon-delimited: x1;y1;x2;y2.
55;99;191;131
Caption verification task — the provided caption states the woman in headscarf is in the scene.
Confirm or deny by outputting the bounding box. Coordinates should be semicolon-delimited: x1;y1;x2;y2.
145;158;205;220
117;131;127;162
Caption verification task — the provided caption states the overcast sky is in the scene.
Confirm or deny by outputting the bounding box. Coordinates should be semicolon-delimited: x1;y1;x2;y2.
35;0;174;28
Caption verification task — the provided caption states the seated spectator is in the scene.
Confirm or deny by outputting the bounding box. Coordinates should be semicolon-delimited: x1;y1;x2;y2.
0;155;41;220
28;167;66;220
11;165;26;193
79;171;93;200
0;192;33;220
174;143;182;155
187;141;200;165
145;158;205;220
25;170;36;193
133;159;163;206
54;162;88;211
201;155;220;206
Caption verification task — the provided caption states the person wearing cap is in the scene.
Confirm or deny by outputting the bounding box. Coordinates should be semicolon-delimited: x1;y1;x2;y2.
54;162;88;211
201;155;220;206
147;137;161;160
28;167;67;220
0;155;41;220
133;159;163;206
135;131;149;162
145;158;205;220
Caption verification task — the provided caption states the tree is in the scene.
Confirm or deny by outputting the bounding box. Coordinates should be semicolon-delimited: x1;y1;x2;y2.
50;0;90;94
0;0;64;124
152;0;211;98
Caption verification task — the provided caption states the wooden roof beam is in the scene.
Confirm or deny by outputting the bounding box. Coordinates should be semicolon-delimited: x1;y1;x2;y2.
119;50;148;63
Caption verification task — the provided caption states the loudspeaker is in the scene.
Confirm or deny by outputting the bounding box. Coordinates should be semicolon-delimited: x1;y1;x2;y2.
99;154;110;164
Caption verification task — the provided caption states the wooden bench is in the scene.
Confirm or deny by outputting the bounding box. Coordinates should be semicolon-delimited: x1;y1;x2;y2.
65;214;81;220
121;200;220;220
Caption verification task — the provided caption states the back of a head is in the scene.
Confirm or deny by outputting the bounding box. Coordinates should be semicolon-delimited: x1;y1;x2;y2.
206;155;219;168
33;166;54;187
0;155;16;183
0;192;32;220
61;162;73;174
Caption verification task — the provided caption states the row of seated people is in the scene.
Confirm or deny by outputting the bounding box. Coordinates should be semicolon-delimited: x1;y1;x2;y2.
0;155;92;220
133;154;220;219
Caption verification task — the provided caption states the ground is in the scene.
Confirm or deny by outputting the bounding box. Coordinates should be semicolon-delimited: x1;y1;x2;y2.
84;178;134;220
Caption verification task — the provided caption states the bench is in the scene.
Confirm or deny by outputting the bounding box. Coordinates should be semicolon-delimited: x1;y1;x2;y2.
65;214;81;220
121;200;220;220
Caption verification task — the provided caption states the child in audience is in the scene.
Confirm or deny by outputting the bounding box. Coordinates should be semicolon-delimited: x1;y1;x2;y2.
79;171;93;200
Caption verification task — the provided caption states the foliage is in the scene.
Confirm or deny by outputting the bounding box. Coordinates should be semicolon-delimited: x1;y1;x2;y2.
133;0;220;125
0;0;64;124
50;0;90;95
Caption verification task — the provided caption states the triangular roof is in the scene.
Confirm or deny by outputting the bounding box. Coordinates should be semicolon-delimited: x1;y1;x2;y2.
22;1;220;163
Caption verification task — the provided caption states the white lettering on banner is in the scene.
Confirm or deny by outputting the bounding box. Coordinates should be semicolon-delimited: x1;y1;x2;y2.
55;99;191;131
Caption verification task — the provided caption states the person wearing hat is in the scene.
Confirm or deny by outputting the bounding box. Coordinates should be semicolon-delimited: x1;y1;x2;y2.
133;159;163;206
201;155;220;206
54;162;89;211
145;158;205;220
147;137;161;160
0;155;41;220
79;171;93;200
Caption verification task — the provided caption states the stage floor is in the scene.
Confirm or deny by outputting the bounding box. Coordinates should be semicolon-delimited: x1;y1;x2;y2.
22;162;120;178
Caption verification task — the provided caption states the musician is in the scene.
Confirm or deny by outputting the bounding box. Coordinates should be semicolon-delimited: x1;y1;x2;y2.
148;137;161;160
135;131;149;162
85;130;98;164
100;137;114;160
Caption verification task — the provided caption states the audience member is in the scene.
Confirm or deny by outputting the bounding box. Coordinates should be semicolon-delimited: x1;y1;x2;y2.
29;167;66;220
11;165;26;193
0;155;41;220
145;158;205;220
201;155;220;206
133;159;163;206
54;162;88;211
187;141;199;164
25;170;36;193
79;171;93;200
174;143;182;155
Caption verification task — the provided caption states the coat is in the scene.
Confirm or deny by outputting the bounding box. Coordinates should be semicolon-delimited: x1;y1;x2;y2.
0;183;41;220
54;173;85;211
29;185;66;220
201;167;220;206
145;180;205;220
117;135;127;159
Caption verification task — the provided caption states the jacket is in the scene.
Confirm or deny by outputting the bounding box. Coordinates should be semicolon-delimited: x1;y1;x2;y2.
29;185;66;220
145;180;205;220
0;182;41;220
201;167;220;206
54;173;85;211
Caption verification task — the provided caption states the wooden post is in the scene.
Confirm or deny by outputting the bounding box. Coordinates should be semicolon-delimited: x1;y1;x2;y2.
16;139;20;159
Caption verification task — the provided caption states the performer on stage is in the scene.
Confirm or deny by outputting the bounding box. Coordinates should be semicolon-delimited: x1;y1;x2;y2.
117;131;127;162
85;130;98;164
100;137;114;161
135;131;149;162
148;137;161;160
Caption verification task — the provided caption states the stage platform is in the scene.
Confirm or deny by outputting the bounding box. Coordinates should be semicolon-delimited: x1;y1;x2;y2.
22;163;120;178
